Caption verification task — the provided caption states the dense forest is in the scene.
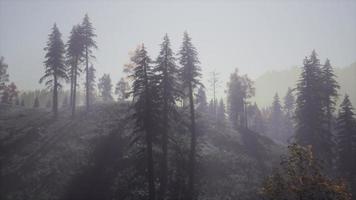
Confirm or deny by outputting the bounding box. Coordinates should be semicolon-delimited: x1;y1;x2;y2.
1;13;356;200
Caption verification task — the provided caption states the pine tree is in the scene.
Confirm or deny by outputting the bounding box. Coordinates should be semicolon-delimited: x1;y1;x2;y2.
98;74;113;102
66;25;84;116
115;78;129;102
295;50;333;169
208;70;219;119
153;34;181;200
0;56;9;97
130;45;158;200
81;14;97;111
268;93;285;143
227;69;254;129
33;96;40;108
40;23;67;117
179;32;202;200
321;59;339;131
335;95;356;192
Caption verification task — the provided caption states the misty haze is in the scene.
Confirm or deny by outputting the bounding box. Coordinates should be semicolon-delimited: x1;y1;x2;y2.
1;0;356;200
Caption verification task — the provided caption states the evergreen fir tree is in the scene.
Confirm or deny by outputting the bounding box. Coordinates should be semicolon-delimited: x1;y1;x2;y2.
129;45;158;200
216;98;226;127
295;50;333;169
98;74;113;102
321;59;339;131
227;69;254;129
153;34;181;200
335;95;356;194
81;14;97;111
268;93;285;143
40;23;67;117
179;32;202;200
66;25;84;116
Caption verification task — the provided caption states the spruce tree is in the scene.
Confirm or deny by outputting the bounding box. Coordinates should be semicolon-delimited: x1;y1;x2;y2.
196;86;208;114
268;93;285;143
227;69;254;129
335;95;356;192
130;45;158;200
66;25;84;116
179;32;202;200
216;98;226;127
295;50;333;169
321;59;339;131
98;74;113;102
283;88;295;143
1;82;18;104
40;24;67;117
81;14;97;111
153;34;181;200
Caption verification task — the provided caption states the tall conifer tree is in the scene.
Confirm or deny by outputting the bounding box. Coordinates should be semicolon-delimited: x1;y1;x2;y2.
179;32;202;200
66;25;84;116
130;45;158;200
154;34;181;200
81;14;97;111
40;24;67;117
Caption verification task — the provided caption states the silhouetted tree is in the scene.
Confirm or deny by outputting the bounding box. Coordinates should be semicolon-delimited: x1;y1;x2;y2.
40;23;67;117
208;70;219;119
129;45;158;200
295;50;333;169
196;86;207;114
216;98;226;127
268;93;285;143
98;74;113;102
321;59;339;131
66;25;84;116
153;34;181;200
335;95;356;195
227;69;254;129
283;88;295;142
179;32;202;200
81;14;97;111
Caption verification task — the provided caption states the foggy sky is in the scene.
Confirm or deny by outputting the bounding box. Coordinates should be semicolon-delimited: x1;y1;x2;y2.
1;0;356;99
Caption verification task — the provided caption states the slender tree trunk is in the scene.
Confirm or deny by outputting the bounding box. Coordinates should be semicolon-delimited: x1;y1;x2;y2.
144;64;155;200
159;87;168;200
85;47;89;111
71;58;77;117
70;67;74;107
53;73;58;117
187;82;196;200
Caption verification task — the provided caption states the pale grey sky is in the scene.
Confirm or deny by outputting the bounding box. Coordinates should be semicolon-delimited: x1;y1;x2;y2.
1;0;356;99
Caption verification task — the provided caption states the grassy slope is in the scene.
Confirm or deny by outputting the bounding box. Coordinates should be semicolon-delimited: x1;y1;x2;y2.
0;103;283;200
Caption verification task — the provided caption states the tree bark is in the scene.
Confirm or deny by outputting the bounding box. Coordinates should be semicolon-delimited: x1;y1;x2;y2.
187;82;196;200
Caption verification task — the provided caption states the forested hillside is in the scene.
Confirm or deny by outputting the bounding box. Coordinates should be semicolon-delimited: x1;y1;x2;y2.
0;103;282;200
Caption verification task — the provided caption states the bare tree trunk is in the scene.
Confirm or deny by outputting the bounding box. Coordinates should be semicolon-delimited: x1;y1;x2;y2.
85;47;89;111
71;58;77;117
187;82;196;200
